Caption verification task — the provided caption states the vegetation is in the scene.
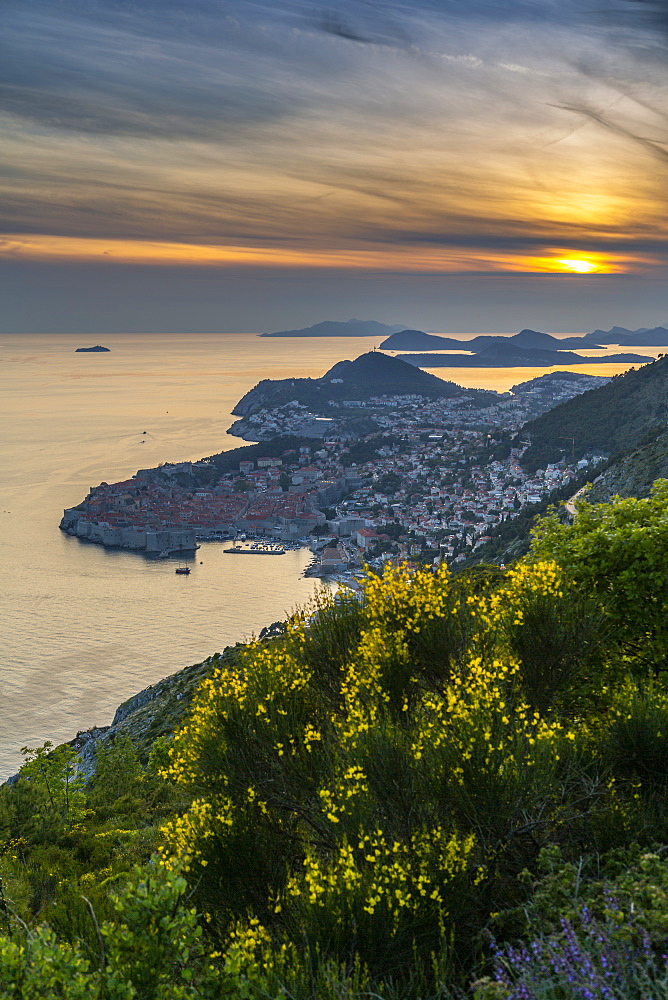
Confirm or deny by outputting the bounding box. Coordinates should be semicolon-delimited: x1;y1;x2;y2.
521;355;668;472
589;425;668;503
6;485;668;996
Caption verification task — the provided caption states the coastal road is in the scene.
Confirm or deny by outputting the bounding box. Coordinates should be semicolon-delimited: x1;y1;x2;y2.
565;486;588;517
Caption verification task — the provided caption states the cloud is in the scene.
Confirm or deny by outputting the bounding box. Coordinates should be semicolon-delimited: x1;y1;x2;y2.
0;0;666;277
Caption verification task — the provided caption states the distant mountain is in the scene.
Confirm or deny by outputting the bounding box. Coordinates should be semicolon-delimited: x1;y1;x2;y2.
75;345;110;352
396;343;649;368
510;329;605;350
521;355;668;472
470;329;598;352
588;325;668;347
381;328;606;352
231;351;487;417
380;324;668;354
260;319;407;338
379;329;464;350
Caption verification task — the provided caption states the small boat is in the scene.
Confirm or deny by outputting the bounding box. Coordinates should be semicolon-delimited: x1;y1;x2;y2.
175;566;191;575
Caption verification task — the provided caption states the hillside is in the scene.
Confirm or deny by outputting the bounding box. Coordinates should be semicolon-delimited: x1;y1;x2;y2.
231;350;489;416
521;355;668;472
588;427;668;502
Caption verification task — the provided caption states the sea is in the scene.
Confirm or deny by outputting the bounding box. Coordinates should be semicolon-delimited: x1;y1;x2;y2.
1;331;661;779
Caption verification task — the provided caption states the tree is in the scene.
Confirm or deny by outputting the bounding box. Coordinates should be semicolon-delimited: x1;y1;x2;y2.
89;735;145;809
530;480;668;664
19;741;86;826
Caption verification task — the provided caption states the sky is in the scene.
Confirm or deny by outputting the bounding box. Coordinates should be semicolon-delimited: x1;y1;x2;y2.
1;0;667;333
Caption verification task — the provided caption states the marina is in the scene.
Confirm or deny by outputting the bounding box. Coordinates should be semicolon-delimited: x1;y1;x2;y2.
224;542;285;555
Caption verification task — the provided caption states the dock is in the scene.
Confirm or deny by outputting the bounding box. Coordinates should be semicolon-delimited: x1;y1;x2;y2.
224;543;285;555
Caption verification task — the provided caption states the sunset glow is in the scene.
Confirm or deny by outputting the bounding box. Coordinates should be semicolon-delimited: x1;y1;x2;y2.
520;252;640;276
0;235;651;279
556;259;600;274
0;0;666;331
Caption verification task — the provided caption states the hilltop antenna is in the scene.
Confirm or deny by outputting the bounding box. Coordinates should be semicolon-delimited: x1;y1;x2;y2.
559;436;575;462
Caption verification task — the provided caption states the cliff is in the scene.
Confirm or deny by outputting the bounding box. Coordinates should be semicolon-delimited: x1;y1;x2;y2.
66;648;240;778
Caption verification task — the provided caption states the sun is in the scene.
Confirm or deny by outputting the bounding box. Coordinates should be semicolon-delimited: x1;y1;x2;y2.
555;258;599;274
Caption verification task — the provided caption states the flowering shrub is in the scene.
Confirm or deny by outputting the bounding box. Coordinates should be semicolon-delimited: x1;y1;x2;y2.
159;560;614;989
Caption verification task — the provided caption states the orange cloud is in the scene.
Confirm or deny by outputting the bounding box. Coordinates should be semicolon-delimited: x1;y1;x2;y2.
0;234;653;274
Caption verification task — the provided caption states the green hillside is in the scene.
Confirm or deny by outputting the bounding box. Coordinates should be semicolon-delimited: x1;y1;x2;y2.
588;426;668;502
521;355;668;472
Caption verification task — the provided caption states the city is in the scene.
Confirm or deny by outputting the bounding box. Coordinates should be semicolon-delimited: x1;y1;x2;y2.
60;370;609;578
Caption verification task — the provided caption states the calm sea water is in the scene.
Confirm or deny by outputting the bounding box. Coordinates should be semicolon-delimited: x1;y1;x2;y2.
0;332;658;778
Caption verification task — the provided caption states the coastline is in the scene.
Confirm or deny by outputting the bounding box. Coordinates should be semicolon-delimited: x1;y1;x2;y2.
5;332;663;782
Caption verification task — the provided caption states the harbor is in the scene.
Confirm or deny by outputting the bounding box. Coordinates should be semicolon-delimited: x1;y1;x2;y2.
224;542;286;555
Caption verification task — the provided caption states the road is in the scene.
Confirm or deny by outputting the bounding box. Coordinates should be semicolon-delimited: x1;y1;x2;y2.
565;486;588;517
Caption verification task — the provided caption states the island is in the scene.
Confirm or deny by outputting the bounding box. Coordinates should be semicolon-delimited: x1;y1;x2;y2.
588;325;668;346
380;328;606;351
379;329;468;350
260;319;406;338
380;329;601;354
396;344;651;368
381;325;668;354
75;345;110;352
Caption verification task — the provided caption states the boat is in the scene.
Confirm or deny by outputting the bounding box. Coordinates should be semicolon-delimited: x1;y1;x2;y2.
224;543;285;555
175;566;191;575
